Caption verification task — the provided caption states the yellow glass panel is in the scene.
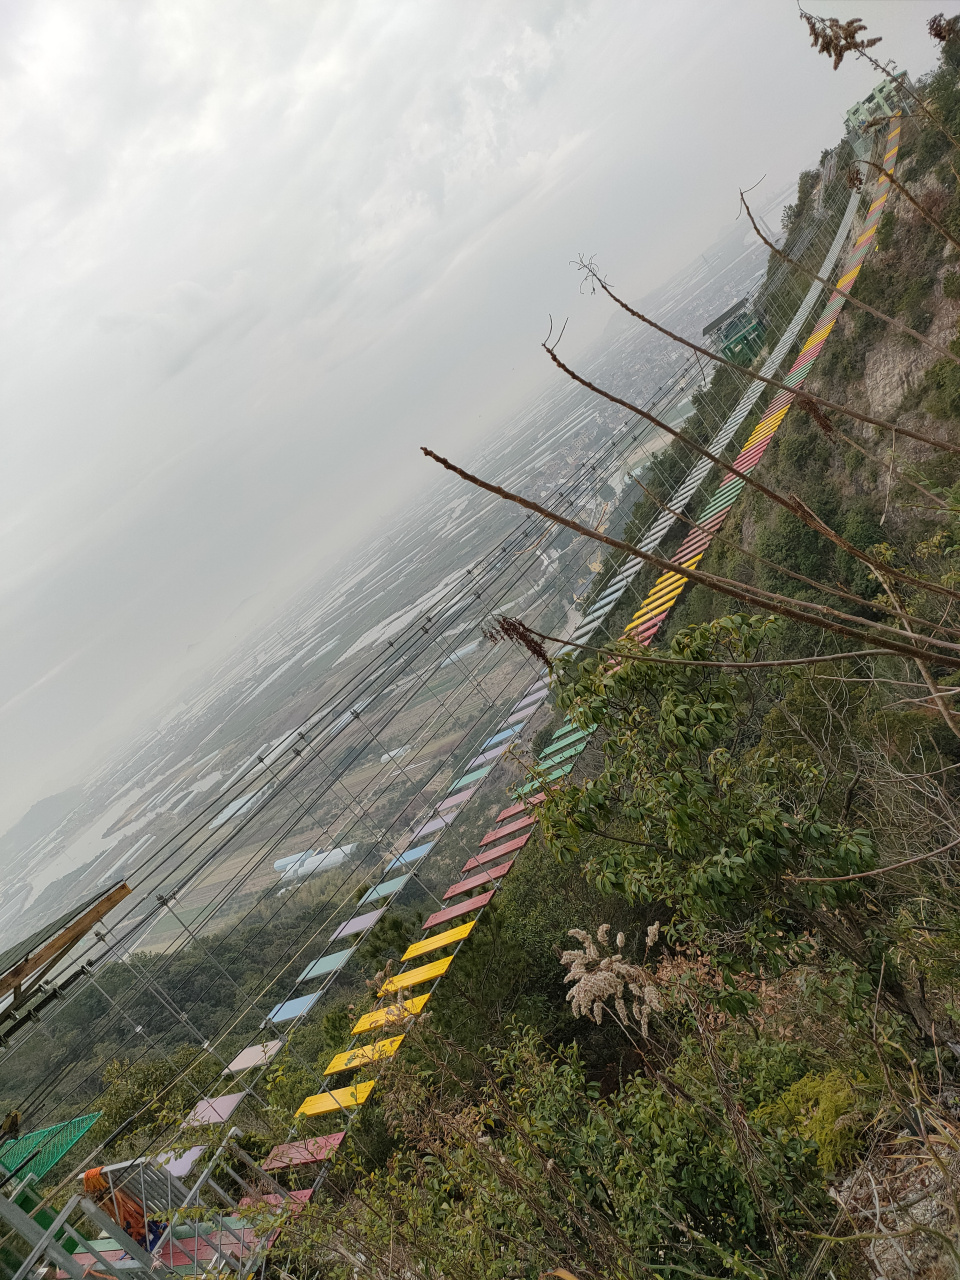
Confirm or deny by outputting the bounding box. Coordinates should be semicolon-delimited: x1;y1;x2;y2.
325;1035;404;1075
402;920;475;961
351;992;430;1034
378;955;452;996
296;1079;375;1117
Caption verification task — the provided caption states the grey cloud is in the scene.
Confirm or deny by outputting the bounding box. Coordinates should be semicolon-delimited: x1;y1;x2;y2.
0;0;948;833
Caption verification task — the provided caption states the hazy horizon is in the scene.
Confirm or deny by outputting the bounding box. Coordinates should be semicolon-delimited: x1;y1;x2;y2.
0;0;949;839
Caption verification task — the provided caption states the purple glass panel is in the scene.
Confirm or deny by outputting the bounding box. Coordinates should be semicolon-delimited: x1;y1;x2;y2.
439;787;476;811
157;1145;206;1178
410;813;454;839
223;1040;282;1074
465;745;508;771
330;907;387;940
185;1091;247;1127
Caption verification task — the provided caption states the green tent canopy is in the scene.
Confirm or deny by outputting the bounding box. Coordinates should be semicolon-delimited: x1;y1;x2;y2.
0;1111;101;1183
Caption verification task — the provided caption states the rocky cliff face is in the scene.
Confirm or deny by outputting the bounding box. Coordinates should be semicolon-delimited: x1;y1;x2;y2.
861;291;955;419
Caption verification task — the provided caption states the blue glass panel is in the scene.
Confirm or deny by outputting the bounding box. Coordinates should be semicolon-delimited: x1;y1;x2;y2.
359;873;411;905
268;991;322;1023
386;843;433;872
297;946;356;984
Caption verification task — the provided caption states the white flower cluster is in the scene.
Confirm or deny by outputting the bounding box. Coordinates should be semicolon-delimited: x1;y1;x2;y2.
560;924;662;1034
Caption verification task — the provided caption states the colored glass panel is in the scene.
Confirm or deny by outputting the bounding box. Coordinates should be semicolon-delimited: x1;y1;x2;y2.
466;745;509;770
351;992;431;1034
411;813;454;838
402;920;476;960
186;1091;247;1126
379;955;452;994
544;729;590;753
539;744;583;767
331;907;387;940
451;765;493;788
359;873;411;905
223;1040;283;1073
297;947;356;984
385;843;434;872
267;991;322;1023
297;1080;375;1117
157;1146;206;1178
517;762;574;794
439;788;476;810
325;1035;404;1075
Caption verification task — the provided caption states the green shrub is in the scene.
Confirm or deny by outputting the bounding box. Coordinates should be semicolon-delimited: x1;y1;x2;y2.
875;209;896;252
754;1069;876;1172
924;355;960;418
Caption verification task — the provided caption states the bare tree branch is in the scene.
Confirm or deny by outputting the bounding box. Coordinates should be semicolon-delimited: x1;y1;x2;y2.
740;192;960;369
489;616;893;671
420;447;960;669
540;338;960;604
575;256;960;460
788;832;960;883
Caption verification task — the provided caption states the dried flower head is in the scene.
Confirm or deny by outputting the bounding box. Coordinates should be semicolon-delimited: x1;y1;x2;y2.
846;165;865;192
367;959;395;991
802;13;881;70
561;925;651;1030
796;393;834;434
640;984;663;1038
646;921;660;949
484;615;553;668
930;12;960;43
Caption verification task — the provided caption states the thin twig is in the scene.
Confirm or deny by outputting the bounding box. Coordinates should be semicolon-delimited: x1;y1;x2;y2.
788;832;960;883
518;622;892;671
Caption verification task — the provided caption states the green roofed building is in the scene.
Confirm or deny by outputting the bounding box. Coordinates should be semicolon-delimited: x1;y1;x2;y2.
845;74;911;137
703;297;765;366
0;1111;101;1184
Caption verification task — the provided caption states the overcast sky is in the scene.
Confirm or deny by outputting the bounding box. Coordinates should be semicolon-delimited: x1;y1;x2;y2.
0;0;950;833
